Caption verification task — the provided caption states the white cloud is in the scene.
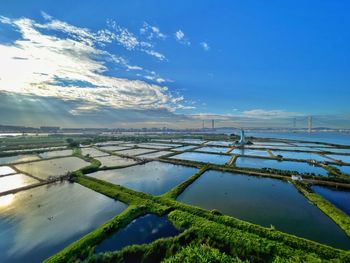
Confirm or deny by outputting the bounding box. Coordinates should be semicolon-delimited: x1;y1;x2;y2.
200;41;210;51
242;109;302;119
175;29;190;46
0;15;183;114
140;22;166;40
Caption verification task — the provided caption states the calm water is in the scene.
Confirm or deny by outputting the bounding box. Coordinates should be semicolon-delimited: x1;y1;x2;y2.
138;151;172;158
0;155;40;165
271;151;327;162
95;214;181;253
170;152;231;165
81;147;109;157
232;148;269;157
326;154;350;164
173;145;197;151
311;186;350;216
15;157;90;180
88;161;198;195
38;150;72;159
333;165;350;175
317;147;350;154
246;132;350;146
0;174;39;193
177;171;350;249
235;157;328;176
195;147;230;154
0;166;16;176
95;155;137;167
116;148;156;156
0;182;127;263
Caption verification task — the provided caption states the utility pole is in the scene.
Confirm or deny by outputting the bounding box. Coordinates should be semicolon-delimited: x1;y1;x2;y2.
308;116;312;133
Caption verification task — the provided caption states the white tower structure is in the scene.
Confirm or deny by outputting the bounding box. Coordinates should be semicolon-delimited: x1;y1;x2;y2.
238;129;246;146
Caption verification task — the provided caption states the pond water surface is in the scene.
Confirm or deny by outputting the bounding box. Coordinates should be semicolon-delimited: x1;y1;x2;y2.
170;152;231;165
0;182;127;263
177;171;350;249
235;157;328;176
311;185;350;216
95;214;181;253
0;155;40;165
88;161;197;195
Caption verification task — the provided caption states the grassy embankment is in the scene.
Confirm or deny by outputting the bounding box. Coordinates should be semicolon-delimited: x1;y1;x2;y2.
293;181;350;236
45;160;350;263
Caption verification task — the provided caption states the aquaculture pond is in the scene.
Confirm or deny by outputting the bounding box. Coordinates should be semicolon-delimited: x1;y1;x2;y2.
116;148;156;156
0;155;40;165
177;171;350;249
170;152;231;165
138;151;173;158
88;161;198;195
231;148;269;157
0;166;16;176
0;174;39;193
205;141;232;146
333;165;350;175
81;147;109;157
95;214;181;253
326;154;350;164
0;182;127;263
311;185;350;216
317;147;350;155
195;147;230;154
38;149;72;159
173;145;197;151
14;157;90;180
235;157;328;176
95;155;137;167
271;150;327;162
98;145;132;152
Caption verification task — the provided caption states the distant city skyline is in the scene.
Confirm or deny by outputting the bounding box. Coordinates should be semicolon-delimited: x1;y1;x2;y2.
0;1;349;128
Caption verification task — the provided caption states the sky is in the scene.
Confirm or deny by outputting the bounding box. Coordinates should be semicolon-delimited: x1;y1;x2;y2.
0;0;349;129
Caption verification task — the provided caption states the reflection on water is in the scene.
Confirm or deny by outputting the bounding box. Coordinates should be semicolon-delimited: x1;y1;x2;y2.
0;155;40;165
95;214;181;253
170;152;231;165
236;157;329;176
312;185;350;216
88;161;197;195
177;171;350;249
0;174;39;193
0;182;127;263
0;166;16;176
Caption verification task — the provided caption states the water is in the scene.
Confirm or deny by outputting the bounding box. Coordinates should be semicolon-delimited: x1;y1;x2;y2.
333;165;350;175
39;150;72;159
317;147;350;154
116;148;156;156
138;151;173;158
14;157;90;180
0;166;16;176
235;157;328;176
326;154;350;164
0;182;127;263
177;171;350;249
195;147;230;154
271;151;328;162
0;155;40;165
246;132;350;146
0;174;39;193
170;152;231;165
98;145;132;151
81;147;109;157
95;155;137;167
205;141;232;146
311;186;350;216
173;145;196;151
95;214;181;253
231;148;269;157
88;161;197;195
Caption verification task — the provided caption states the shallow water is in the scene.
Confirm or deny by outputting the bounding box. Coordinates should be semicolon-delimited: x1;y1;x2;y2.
195;146;230;154
95;214;181;253
0;166;16;176
271;150;327;162
326;154;350;164
138;151;173;158
232;148;269;157
39;150;72;159
177;171;350;249
173;145;197;151
116;148;156;156
0;182;127;263
88;161;197;195
333;164;350;175
0;174;39;193
0;155;40;165
317;147;350;154
81;147;109;157
235;157;328;176
15;157;90;180
95;155;137;167
170;152;231;165
311;185;350;216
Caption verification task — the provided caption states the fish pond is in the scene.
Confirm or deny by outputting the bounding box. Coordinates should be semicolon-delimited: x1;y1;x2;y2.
0;155;40;165
271;150;327;162
95;155;137;167
38;149;72;159
170;152;231;165
88;161;197;195
0;182;127;263
311;185;350;216
177;170;350;249
0;174;39;193
14;157;90;180
195;147;230;154
95;214;181;253
235;157;328;176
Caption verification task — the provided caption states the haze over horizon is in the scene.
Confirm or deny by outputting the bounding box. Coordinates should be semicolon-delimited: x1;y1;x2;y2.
0;1;349;129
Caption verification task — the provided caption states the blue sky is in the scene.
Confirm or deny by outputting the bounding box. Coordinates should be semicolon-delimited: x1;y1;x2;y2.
0;1;349;128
